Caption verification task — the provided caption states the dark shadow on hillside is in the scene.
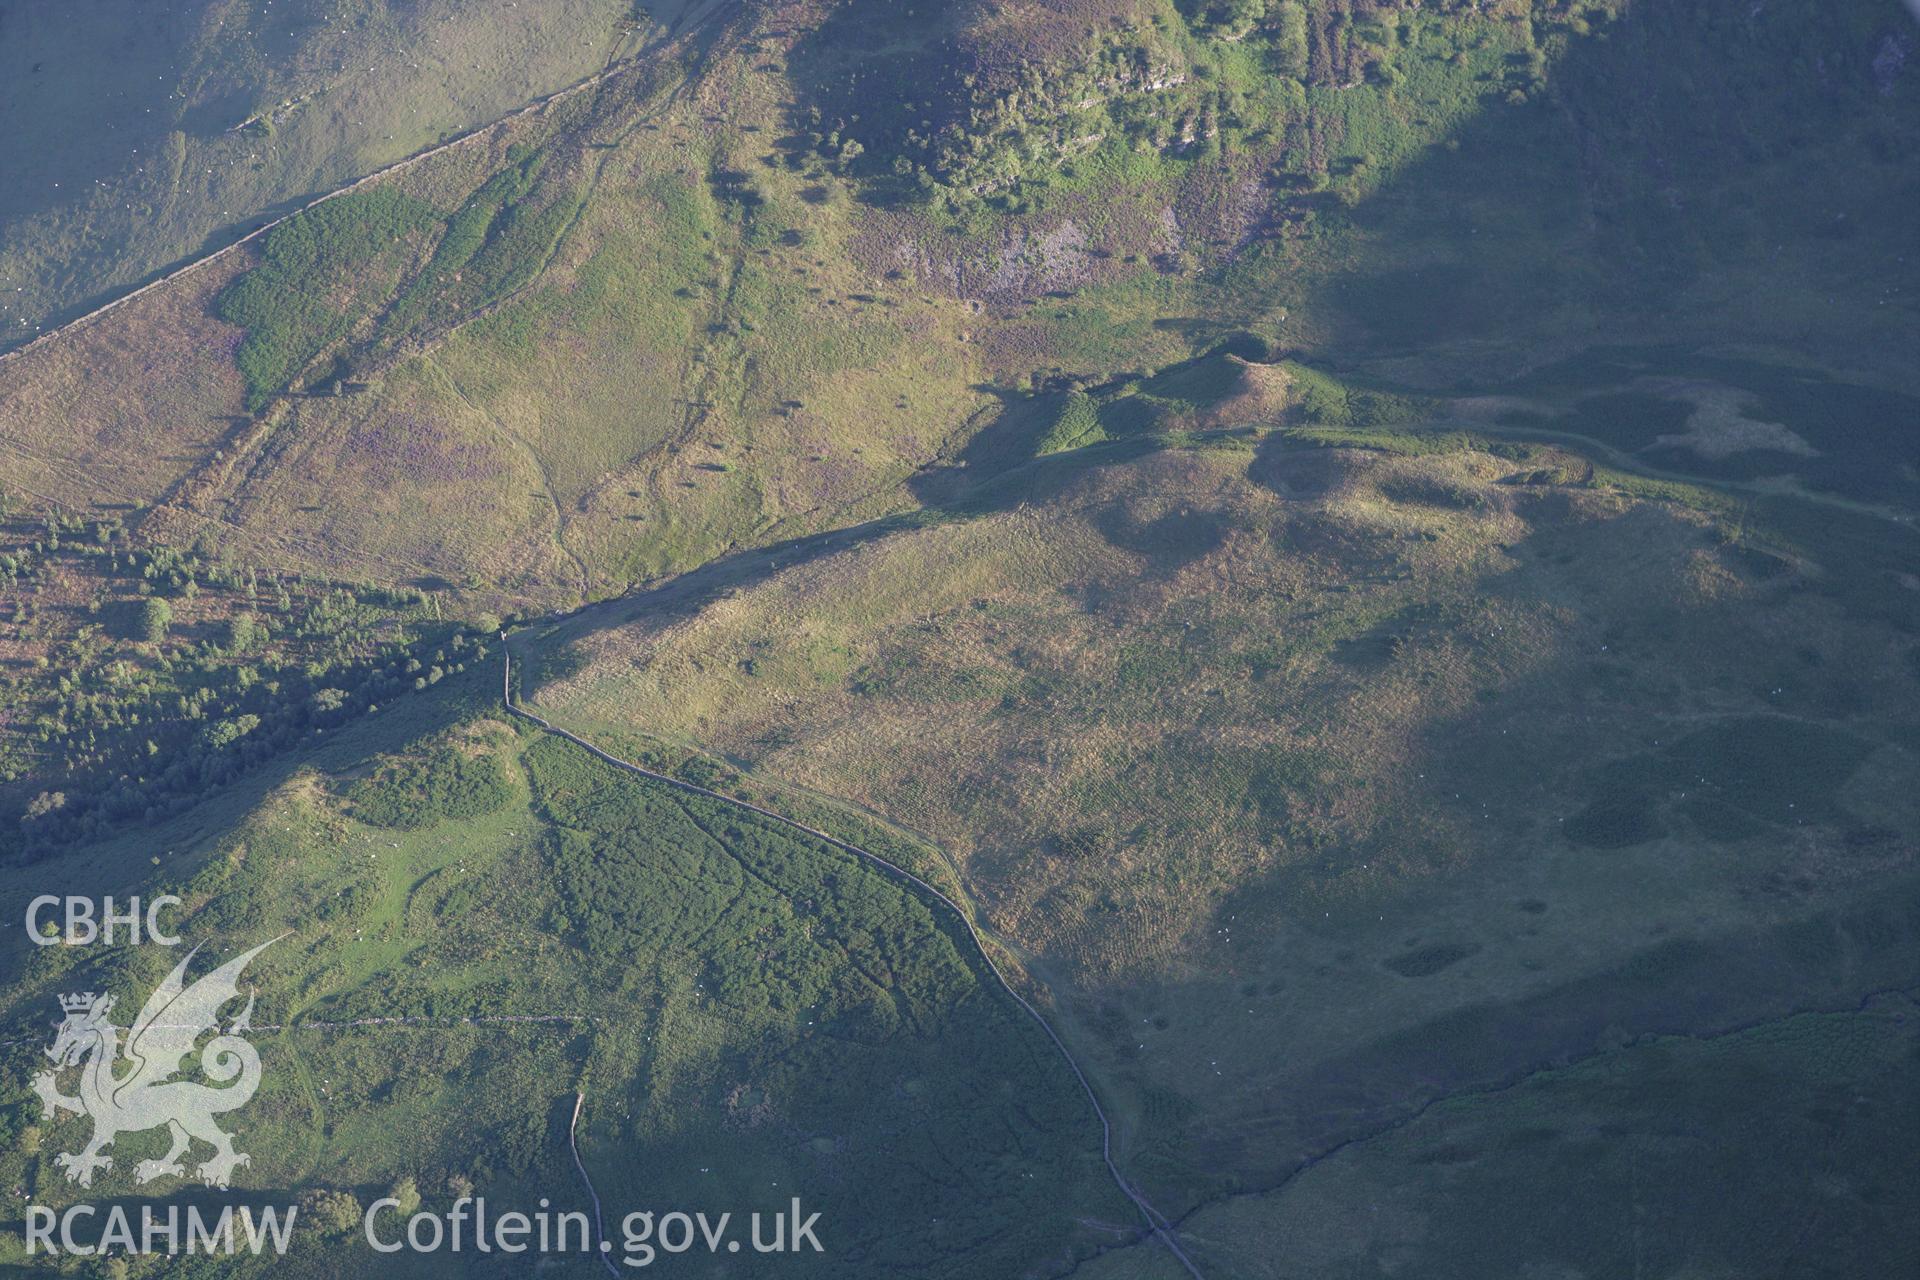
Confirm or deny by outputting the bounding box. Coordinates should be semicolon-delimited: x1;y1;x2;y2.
1156;870;1920;1207
944;444;1920;1220
1245;433;1347;499
1249;2;1919;377
546;335;1290;652
531;433;1174;657
780;0;1141;209
1487;343;1920;511
515;368;1920;1255
909;383;1106;505
911;333;1276;503
535;341;1279;642
0;667;494;977
0;1118;596;1255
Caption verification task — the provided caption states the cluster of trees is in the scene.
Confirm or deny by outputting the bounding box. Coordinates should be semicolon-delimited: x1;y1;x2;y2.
0;509;123;592
300;1178;419;1236
0;516;486;859
1283;360;1437;429
793;3;1343;209
11;626;489;857
791;0;1581;221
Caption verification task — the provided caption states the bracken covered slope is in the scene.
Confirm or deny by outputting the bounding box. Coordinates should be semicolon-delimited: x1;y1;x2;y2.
0;2;1917;1276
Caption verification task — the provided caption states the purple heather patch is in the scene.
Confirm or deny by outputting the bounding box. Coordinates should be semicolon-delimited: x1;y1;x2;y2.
350;413;503;486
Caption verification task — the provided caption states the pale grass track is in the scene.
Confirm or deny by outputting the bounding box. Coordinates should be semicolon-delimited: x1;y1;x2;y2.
569;1090;622;1279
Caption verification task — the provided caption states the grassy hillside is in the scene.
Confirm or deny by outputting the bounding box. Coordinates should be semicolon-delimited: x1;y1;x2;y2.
0;502;467;859
1105;999;1920;1277
0;671;1130;1275
517;423;1920;1247
5;0;1913;618
0;0;672;348
0;1;1916;1274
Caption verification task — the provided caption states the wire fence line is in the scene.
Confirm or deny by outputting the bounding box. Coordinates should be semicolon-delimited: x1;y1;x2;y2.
0;2;738;371
1;629;1206;1275
0;1013;601;1050
569;1090;623;1280
499;638;1207;1279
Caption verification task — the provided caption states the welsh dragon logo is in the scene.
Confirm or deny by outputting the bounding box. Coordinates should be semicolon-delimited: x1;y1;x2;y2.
31;937;281;1189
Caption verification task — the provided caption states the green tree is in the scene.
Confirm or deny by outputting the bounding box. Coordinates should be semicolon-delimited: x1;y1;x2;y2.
299;1189;363;1235
226;611;265;652
1215;0;1267;39
204;715;261;749
389;1176;422;1218
139;597;172;643
1036;391;1105;455
1274;2;1309;78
